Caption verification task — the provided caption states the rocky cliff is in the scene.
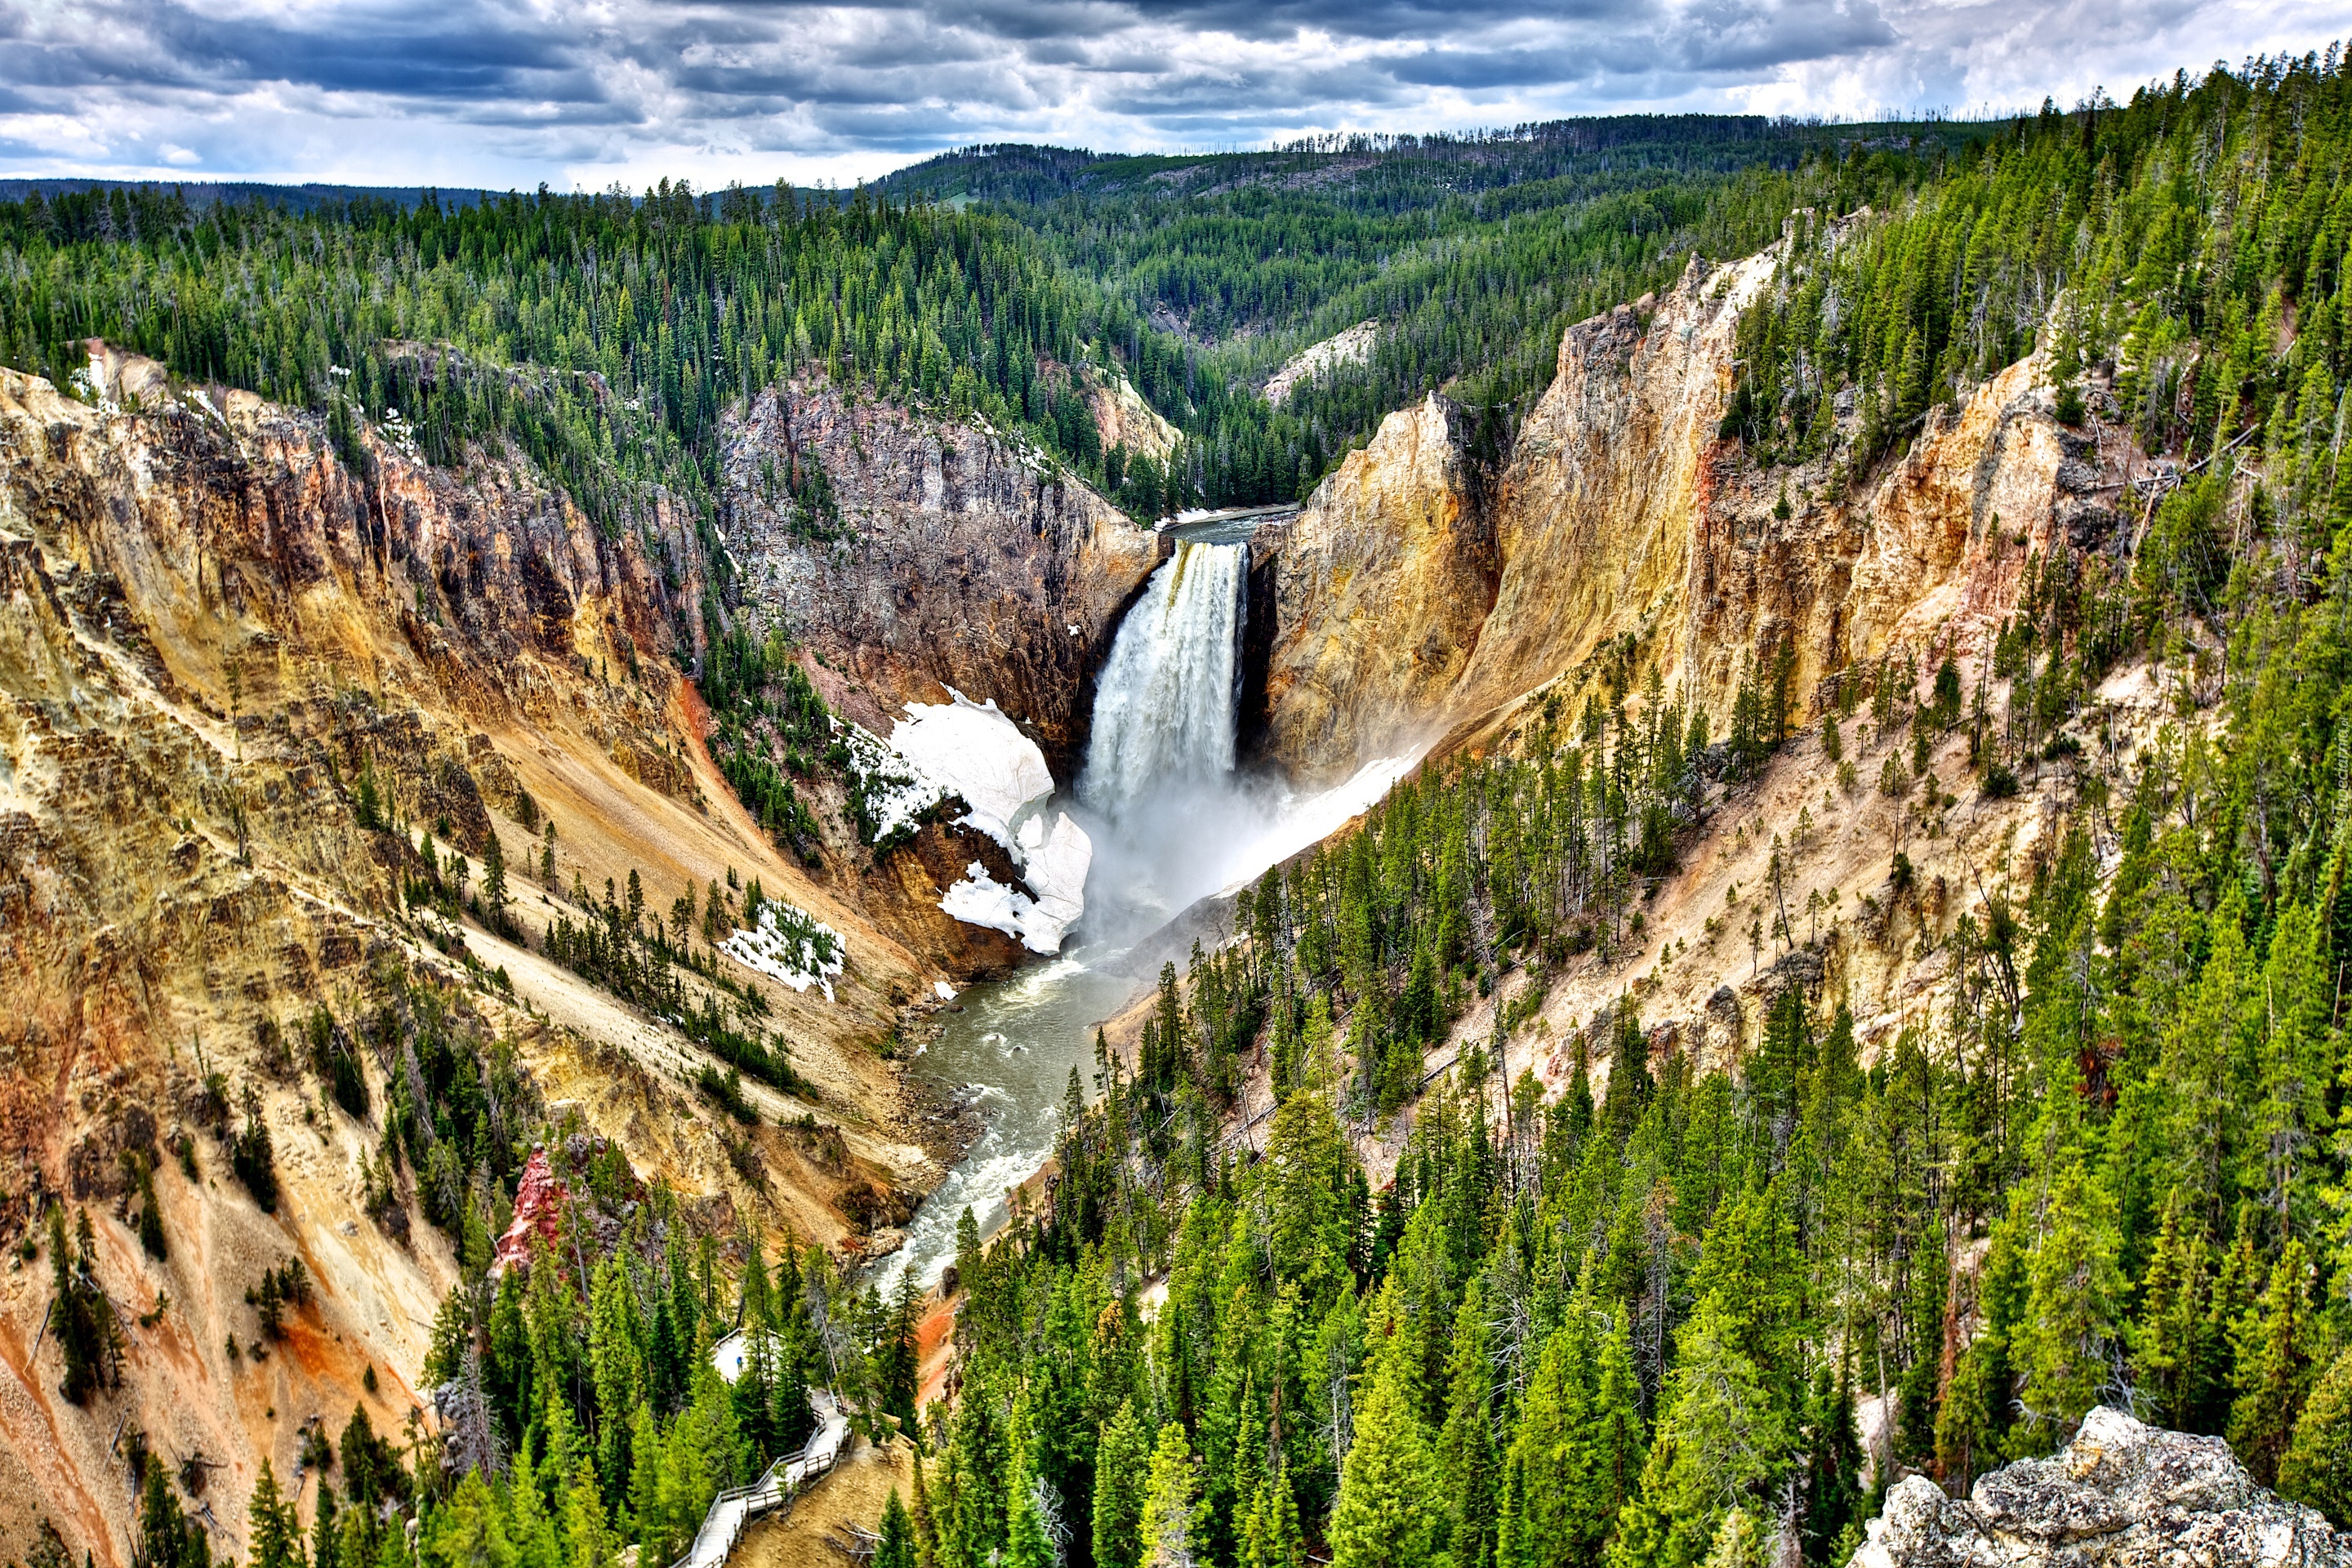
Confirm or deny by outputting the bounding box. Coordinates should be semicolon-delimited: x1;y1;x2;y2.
1255;393;1496;780
1855;1409;2351;1567
720;379;1161;778
1080;366;1181;465
1263;243;2112;777
0;347;984;1565
1248;234;2158;1073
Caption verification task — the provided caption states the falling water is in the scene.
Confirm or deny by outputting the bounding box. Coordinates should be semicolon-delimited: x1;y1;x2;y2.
873;530;1422;1297
1078;540;1247;825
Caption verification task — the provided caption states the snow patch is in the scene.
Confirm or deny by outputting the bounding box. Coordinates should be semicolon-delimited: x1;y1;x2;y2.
1014;811;1091;947
890;690;1055;848
69;354;120;416
722;904;847;1001
840;722;946;849
940;814;1092;955
838;690;1095;952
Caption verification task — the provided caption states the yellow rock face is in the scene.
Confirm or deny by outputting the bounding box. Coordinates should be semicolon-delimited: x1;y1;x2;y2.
1245;240;2166;1139
1262;247;2100;772
0;350;1045;1565
1258;392;1497;783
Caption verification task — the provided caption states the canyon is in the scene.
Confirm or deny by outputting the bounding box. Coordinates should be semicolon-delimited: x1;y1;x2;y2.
0;344;1172;1559
0;227;2193;1563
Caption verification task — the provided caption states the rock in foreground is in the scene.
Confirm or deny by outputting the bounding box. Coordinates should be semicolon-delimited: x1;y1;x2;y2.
1855;1408;2349;1568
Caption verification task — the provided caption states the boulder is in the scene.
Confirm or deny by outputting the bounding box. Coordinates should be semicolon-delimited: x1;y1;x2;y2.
1854;1407;2350;1567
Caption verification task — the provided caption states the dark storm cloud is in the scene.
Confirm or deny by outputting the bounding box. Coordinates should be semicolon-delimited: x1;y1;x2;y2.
1392;48;1612;91
33;2;584;100
0;0;2332;184
1668;0;1897;74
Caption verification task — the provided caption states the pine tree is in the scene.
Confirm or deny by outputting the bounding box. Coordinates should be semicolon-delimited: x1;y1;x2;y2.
483;831;509;922
1240;1472;1305;1568
1093;1401;1152;1568
507;1446;561;1568
1699;1508;1767;1568
1437;1285;1500;1568
2198;1208;2265;1436
1004;1480;1054;1568
1263;1091;1352;1306
428;1472;513;1568
2279;1347;2352;1527
1501;1296;1631;1568
2227;1237;2320;1486
1610;1291;1788;1568
1590;1315;1648;1535
134;1157;167;1261
877;1489;919;1568
247;1460;303;1568
911;1449;940;1568
2127;1198;2211;1428
1330;1336;1441;1568
1495;1449;1532;1568
628;1402;665;1556
135;1456;203;1568
49;1205;108;1405
2016;1160;2124;1447
1139;1422;1201;1568
310;1480;339;1568
564;1456;619;1568
1800;1366;1862;1563
590;1258;645;1495
2250;903;2332;1233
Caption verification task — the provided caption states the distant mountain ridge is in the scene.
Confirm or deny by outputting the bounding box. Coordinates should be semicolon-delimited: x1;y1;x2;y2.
0;178;498;213
874;114;1980;211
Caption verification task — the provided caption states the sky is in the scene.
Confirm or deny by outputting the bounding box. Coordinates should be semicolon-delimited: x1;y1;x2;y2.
1;0;2345;189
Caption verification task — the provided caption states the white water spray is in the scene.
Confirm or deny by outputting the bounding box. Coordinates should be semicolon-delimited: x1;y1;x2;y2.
1078;540;1247;826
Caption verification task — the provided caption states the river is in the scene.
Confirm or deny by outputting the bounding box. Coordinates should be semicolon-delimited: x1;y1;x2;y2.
866;744;1418;1298
868;946;1137;1295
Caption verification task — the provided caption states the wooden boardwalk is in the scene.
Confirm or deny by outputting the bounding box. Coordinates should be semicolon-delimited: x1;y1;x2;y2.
673;1387;849;1568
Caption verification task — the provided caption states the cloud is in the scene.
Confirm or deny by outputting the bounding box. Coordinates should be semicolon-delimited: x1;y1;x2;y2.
0;0;2340;187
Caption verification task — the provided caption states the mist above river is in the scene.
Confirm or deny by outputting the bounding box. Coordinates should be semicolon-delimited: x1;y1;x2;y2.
1070;753;1420;944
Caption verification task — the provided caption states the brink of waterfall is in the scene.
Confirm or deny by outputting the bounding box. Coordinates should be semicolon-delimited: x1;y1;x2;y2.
1078;540;1247;824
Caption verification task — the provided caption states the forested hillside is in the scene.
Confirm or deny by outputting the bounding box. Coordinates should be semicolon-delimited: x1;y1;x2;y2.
0;112;1981;521
0;180;1189;532
886;118;1994;507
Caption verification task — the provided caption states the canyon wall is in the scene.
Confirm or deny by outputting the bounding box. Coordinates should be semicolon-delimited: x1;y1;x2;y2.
0;349;1004;1565
1261;247;2116;778
1256;393;1497;779
1249;237;2163;1094
721;380;1162;778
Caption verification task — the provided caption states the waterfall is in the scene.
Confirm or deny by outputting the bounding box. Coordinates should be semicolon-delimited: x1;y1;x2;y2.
1079;540;1247;824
